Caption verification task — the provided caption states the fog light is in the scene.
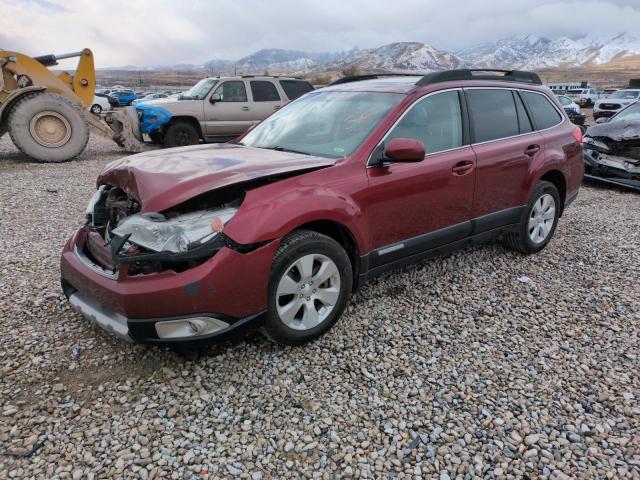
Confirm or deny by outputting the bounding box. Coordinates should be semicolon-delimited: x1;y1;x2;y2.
156;317;229;339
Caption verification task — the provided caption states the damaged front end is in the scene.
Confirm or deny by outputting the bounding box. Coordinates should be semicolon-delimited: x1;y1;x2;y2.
83;184;261;277
583;108;640;191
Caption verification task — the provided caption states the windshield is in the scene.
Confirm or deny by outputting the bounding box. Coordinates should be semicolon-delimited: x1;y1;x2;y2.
567;90;585;94
609;90;640;100
241;91;403;158
613;103;640;121
181;78;218;100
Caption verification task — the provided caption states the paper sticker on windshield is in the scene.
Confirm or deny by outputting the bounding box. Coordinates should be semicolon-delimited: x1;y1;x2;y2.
333;147;345;154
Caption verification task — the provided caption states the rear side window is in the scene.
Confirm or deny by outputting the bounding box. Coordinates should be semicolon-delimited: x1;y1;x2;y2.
521;92;562;130
279;80;314;100
250;81;280;102
514;92;533;133
466;89;519;143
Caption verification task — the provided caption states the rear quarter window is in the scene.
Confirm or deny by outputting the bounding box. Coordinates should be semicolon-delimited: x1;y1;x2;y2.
279;80;314;100
466;89;519;143
521;91;563;130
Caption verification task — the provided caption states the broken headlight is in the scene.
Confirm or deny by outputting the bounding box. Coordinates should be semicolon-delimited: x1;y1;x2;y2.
112;207;238;254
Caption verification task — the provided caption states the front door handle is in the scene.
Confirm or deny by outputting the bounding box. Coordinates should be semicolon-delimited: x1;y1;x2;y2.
451;160;474;176
524;144;540;157
242;106;250;111
274;105;281;110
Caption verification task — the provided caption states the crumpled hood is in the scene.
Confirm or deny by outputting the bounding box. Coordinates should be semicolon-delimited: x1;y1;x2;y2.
98;144;336;212
586;119;640;142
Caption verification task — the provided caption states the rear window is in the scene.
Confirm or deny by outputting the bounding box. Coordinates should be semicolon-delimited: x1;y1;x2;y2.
466;89;519;143
521;92;562;130
279;80;314;100
250;81;280;102
567;90;584;94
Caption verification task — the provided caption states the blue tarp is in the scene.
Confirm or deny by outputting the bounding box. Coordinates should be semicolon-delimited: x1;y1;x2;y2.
136;104;172;134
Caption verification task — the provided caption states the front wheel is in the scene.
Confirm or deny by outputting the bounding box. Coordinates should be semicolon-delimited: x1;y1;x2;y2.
164;122;199;148
90;104;102;114
264;230;352;345
503;180;560;254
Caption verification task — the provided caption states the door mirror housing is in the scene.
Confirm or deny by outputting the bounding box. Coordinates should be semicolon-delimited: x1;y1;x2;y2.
384;138;425;163
210;93;221;104
595;116;609;124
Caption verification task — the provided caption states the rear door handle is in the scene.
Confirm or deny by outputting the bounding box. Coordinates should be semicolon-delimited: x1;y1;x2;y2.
242;106;250;111
274;105;281;110
524;144;540;157
451;160;474;176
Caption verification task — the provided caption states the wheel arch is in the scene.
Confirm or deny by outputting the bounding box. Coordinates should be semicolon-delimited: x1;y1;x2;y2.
537;169;567;214
0;86;45;127
292;220;360;280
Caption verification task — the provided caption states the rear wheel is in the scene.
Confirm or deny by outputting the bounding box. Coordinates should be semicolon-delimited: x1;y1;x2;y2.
90;104;102;114
503;180;560;254
164;121;199;148
8;93;89;162
264;230;352;345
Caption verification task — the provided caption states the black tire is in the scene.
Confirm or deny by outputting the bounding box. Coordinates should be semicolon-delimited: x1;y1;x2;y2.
164;121;199;148
503;180;561;254
8;93;89;162
90;104;102;114
148;131;164;144
264;230;353;346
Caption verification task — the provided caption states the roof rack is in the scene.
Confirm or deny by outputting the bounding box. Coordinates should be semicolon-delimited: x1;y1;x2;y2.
240;74;303;79
416;69;542;86
328;73;421;86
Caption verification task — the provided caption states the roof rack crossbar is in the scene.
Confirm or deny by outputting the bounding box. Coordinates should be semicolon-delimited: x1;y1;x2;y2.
328;73;422;86
416;69;542;86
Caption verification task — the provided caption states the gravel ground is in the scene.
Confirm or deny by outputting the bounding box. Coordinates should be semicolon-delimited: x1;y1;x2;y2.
1;134;639;479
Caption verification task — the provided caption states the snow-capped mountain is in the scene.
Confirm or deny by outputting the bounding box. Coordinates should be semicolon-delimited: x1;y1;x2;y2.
317;42;466;73
457;33;640;69
98;32;640;74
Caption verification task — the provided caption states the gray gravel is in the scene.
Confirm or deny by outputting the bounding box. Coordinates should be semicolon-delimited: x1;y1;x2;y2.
1;134;639;479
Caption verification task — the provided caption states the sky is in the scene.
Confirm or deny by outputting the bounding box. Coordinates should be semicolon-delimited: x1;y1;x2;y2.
2;0;640;68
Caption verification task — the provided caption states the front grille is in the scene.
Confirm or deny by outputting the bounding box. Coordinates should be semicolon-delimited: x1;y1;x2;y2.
599;103;621;110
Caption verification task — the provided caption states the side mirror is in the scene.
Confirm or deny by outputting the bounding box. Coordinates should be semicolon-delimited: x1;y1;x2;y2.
595;117;609;124
210;93;221;104
384;138;425;163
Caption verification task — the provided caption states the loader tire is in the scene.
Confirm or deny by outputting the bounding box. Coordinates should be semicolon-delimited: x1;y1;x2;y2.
8;93;89;163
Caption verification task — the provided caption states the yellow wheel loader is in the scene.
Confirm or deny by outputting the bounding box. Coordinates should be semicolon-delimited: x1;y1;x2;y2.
0;48;147;162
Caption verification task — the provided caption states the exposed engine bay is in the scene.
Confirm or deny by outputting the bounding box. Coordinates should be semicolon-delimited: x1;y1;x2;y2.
83;184;258;276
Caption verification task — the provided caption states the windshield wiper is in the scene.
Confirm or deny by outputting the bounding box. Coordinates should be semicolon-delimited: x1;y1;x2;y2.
268;146;311;155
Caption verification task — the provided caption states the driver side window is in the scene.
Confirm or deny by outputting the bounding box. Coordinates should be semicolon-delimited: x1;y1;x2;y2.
214;81;248;102
386;90;463;155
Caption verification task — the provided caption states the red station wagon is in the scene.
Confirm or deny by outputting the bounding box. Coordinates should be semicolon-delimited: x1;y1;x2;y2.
61;69;584;346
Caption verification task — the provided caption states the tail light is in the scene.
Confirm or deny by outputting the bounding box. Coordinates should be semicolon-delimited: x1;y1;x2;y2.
572;127;583;144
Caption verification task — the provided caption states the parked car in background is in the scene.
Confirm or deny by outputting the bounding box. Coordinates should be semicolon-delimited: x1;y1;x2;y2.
583;101;640;191
142;76;315;147
61;69;583;346
111;89;137;106
95;92;119;109
566;88;600;107
593;89;640;120
602;88;618;98
556;95;585;126
89;95;111;114
132;93;168;105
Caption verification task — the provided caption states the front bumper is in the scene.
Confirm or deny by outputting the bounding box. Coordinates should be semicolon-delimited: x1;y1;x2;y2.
60;227;279;343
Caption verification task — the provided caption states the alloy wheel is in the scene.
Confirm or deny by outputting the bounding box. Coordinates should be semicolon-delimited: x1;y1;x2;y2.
275;253;341;331
528;193;556;243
